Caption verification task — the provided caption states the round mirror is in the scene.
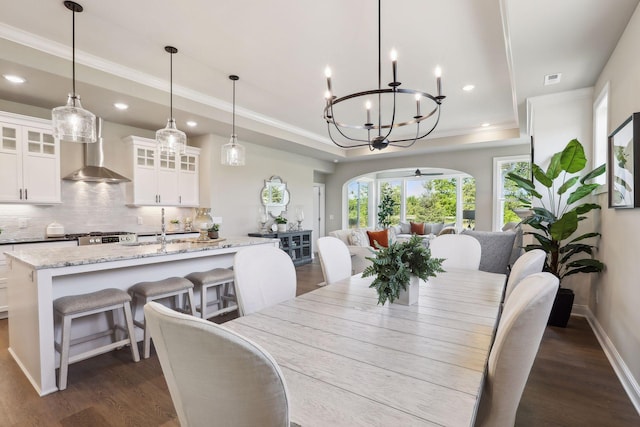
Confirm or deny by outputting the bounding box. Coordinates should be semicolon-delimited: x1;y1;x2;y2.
261;176;290;217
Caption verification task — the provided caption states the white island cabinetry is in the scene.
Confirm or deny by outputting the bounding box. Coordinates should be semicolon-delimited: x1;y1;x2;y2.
123;136;199;207
5;237;277;396
0;111;60;204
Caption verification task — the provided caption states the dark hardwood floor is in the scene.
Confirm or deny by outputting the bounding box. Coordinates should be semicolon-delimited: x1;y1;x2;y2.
0;259;637;426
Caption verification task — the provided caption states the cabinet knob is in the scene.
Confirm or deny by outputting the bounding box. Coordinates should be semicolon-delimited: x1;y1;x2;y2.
19;188;22;200
24;188;27;200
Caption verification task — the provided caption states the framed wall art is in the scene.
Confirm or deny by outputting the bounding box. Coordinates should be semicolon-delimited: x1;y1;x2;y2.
608;112;640;208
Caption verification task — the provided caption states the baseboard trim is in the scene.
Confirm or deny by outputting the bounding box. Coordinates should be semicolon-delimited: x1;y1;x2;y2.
572;304;640;415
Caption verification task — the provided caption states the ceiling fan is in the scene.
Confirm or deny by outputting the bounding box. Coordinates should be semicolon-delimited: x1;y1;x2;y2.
409;169;443;177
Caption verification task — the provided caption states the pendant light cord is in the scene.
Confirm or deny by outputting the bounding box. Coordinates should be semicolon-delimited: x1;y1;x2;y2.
170;51;173;119
377;0;381;136
232;79;236;136
72;8;76;99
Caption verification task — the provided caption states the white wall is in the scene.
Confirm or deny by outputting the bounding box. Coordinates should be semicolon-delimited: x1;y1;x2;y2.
592;2;640;393
324;143;530;233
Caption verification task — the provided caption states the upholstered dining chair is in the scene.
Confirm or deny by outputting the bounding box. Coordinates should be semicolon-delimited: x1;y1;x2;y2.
233;245;297;316
475;272;558;427
144;302;290;426
317;236;352;285
429;234;482;270
504;249;546;301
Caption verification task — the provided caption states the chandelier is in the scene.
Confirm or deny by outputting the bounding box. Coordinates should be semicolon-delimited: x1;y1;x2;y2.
52;1;96;143
323;0;445;151
156;46;186;155
221;75;246;166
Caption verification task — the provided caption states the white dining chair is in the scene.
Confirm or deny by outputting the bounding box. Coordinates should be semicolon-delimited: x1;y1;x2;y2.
144;302;290;426
475;272;558;427
504;249;546;301
317;236;352;285
233;245;297;316
429;234;481;270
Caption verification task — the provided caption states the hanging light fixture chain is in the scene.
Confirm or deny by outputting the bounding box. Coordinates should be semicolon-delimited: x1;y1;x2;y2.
377;0;382;137
71;7;76;99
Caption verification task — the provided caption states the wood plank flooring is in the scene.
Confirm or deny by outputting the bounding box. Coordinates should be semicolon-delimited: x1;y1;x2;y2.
0;259;637;426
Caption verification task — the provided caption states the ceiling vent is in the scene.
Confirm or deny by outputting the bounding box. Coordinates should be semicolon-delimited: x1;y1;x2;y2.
544;73;562;86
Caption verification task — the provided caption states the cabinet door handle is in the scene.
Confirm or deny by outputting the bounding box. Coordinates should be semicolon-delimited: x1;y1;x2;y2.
24;188;27;200
19;188;22;200
179;195;182;204
158;195;161;203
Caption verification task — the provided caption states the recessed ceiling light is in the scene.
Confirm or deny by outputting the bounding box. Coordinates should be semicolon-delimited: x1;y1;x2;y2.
113;102;129;110
3;74;26;84
186;121;197;127
462;84;475;92
481;123;490;127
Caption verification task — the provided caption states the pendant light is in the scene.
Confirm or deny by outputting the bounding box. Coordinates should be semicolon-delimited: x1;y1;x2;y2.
52;1;96;143
156;46;186;155
221;75;246;166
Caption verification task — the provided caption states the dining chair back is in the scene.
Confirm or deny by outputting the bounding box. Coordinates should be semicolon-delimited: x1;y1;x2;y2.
475;272;558;427
144;302;290;426
233;245;297;316
317;236;352;285
504;249;546;301
429;234;481;270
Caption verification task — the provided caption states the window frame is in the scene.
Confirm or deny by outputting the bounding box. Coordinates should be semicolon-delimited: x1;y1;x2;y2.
493;155;531;231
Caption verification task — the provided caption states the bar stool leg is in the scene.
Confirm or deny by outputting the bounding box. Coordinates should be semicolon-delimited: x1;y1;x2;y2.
123;301;140;362
187;288;197;316
58;314;72;391
143;295;153;359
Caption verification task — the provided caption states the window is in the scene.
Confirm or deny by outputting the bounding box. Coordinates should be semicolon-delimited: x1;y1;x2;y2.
347;180;370;228
493;156;531;230
378;180;402;226
406;178;458;223
593;83;609;186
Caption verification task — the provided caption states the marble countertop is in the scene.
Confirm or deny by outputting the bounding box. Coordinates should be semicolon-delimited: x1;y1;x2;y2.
5;236;278;270
0;231;199;246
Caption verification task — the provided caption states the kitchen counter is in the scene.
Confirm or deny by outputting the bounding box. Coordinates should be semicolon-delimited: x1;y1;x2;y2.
6;236;268;270
0;231;198;246
5;235;279;396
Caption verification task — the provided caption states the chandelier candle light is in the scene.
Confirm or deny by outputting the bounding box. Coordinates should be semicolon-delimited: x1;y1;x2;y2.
221;75;246;166
323;0;446;150
156;46;186;155
52;1;96;143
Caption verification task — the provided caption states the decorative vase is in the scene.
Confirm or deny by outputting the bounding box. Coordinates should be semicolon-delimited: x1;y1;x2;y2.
208;231;219;239
394;275;420;306
277;223;287;232
194;208;214;241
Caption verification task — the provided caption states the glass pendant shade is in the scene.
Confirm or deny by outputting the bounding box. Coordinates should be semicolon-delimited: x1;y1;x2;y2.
156;118;186;155
221;135;245;166
52;93;96;143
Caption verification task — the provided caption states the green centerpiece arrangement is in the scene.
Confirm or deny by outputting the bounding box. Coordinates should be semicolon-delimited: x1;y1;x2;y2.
506;138;605;326
362;235;445;305
275;215;288;232
207;224;220;239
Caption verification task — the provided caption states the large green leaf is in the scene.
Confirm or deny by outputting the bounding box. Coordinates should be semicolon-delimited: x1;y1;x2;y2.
546;153;563;179
532;164;553;188
530;233;554;251
532;207;556;222
560;244;594;264
569;232;601;243
506;173;542;199
580;163;606;184
558;176;579;195
567;183;599;204
573;203;601;215
560;139;587;173
550;210;578;241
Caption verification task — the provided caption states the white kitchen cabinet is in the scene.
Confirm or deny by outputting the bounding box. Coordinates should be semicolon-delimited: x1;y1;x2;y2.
0;240;77;318
0;112;61;204
123;136;200;207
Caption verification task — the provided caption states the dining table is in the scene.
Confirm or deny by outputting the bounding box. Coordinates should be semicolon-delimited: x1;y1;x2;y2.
224;268;506;427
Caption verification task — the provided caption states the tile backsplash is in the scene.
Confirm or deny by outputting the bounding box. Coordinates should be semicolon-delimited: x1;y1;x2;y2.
0;181;197;240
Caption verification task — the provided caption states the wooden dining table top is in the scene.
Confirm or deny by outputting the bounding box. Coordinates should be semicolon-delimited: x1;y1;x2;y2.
224;268;506;427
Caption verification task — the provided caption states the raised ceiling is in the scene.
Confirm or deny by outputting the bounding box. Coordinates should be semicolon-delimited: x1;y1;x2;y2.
0;0;637;162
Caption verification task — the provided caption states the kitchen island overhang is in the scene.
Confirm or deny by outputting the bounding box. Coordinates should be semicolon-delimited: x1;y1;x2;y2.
4;237;279;396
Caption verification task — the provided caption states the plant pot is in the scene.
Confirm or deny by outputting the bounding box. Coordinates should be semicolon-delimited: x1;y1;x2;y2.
208;231;219;239
277;224;287;232
394;275;420;306
548;287;574;327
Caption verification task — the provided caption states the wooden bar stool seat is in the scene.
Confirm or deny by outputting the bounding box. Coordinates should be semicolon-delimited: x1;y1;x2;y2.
54;288;140;391
185;268;237;319
129;277;196;358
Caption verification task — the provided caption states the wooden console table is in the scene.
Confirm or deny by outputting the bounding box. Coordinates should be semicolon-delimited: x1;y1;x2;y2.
248;230;312;266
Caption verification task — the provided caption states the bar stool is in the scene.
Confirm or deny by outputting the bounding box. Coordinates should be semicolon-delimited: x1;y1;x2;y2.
185;268;237;319
54;288;140;391
129;277;196;358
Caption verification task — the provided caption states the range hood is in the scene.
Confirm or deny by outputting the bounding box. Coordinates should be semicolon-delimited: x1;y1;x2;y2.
63;118;131;183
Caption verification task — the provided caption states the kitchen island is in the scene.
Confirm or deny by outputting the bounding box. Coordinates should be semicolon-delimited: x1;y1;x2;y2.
4;236;279;396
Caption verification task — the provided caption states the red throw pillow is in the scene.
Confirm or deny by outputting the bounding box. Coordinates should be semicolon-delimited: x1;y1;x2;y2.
366;230;389;248
410;222;425;235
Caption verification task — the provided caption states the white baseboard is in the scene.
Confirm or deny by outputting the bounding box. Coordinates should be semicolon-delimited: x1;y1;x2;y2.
572;304;640;415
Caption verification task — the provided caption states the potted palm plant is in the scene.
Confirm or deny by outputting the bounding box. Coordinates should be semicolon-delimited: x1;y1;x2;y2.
362;235;444;305
506;138;605;327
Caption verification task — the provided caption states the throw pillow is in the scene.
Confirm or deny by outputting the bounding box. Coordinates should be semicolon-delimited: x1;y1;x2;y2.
348;229;369;247
461;229;517;274
410;222;425;235
399;221;411;234
367;229;389;248
428;222;445;235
